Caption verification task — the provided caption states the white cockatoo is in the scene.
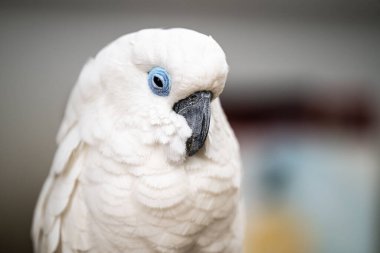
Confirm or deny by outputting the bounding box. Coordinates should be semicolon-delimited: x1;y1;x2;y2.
32;28;243;253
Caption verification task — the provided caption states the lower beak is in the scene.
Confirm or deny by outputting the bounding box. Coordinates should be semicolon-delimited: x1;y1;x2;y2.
173;91;212;156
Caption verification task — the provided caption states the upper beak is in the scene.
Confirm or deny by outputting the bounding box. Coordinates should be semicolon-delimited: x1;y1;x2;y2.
173;91;212;156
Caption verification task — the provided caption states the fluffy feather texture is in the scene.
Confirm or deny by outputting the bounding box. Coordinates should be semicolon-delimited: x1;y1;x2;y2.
32;28;243;253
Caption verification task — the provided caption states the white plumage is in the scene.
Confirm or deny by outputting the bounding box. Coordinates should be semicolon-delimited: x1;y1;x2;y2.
32;28;243;253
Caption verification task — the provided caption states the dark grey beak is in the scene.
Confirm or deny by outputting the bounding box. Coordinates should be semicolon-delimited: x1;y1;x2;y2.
173;91;212;156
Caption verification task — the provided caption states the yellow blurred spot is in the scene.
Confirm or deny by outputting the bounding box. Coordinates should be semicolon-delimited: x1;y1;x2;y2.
245;210;310;253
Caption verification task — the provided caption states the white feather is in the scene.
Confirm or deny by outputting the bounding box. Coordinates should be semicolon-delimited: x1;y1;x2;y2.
32;28;243;253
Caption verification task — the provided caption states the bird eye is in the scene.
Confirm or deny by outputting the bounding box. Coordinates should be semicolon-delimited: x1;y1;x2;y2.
147;67;171;96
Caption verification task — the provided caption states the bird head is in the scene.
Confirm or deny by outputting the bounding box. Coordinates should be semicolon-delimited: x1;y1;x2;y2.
70;28;229;163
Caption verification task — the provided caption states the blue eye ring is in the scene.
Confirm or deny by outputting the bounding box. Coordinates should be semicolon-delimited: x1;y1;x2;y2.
147;67;171;96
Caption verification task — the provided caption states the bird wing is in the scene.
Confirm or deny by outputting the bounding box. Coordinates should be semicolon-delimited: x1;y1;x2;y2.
32;59;99;253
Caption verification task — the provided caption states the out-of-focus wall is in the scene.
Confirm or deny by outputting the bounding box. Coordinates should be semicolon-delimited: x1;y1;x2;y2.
0;1;379;252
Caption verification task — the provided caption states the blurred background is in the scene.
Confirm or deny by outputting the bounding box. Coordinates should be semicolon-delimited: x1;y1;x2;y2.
0;0;379;252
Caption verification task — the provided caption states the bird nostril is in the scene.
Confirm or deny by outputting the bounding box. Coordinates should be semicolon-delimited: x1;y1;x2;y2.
189;94;198;102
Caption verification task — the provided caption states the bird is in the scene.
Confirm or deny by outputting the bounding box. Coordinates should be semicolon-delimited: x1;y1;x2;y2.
32;28;243;253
